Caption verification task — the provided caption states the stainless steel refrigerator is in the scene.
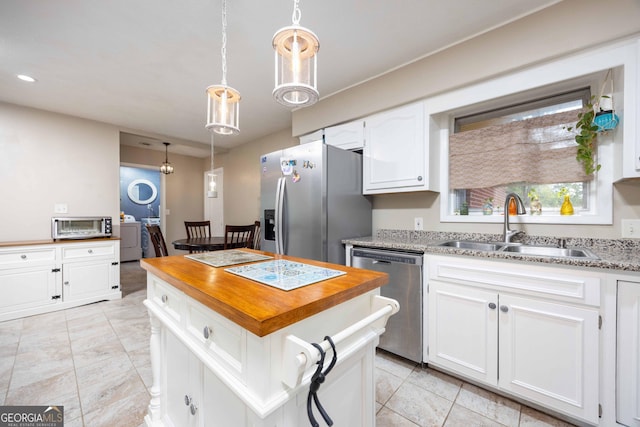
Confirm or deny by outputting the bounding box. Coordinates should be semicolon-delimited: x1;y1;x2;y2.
260;140;372;265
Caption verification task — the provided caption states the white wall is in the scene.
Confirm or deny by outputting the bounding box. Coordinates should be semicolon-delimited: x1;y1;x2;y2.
289;0;640;239
0;102;120;242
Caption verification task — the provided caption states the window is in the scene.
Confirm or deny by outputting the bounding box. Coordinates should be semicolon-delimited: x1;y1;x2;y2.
449;89;591;217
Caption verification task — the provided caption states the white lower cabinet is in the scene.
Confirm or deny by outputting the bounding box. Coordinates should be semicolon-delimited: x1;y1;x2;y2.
427;256;601;425
617;280;640;426
0;264;59;313
163;331;246;427
61;241;120;302
145;272;386;427
0;240;120;321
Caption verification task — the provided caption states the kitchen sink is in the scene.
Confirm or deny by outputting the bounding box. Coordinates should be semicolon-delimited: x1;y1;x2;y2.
436;240;599;259
437;240;506;251
500;245;599;259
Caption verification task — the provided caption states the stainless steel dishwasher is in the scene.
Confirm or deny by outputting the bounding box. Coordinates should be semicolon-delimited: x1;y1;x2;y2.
351;247;423;363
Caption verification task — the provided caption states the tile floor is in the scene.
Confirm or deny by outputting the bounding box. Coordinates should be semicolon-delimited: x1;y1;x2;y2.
0;261;576;427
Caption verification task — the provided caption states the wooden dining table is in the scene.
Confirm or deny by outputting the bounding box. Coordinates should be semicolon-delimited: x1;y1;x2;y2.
172;237;227;252
172;237;246;252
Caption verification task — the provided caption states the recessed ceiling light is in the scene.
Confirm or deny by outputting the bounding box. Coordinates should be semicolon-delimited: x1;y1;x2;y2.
17;74;36;83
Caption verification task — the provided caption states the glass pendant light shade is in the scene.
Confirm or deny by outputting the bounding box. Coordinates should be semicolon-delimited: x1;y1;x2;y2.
206;84;240;135
272;25;319;107
160;142;174;174
207;172;218;198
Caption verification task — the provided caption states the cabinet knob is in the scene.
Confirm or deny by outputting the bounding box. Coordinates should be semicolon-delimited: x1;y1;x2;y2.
64;281;69;286
500;305;509;313
488;302;496;310
184;395;191;406
203;326;212;340
20;254;27;259
88;249;93;254
417;176;423;181
161;294;168;303
190;403;198;416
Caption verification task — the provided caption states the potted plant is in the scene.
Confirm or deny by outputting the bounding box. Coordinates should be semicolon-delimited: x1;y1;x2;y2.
566;69;619;176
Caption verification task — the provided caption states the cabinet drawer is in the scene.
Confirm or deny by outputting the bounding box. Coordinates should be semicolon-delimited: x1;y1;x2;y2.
61;243;115;261
428;256;602;306
149;277;183;323
0;247;56;269
186;299;245;380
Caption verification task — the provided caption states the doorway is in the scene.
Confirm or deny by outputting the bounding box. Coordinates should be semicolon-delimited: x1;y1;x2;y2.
120;164;164;258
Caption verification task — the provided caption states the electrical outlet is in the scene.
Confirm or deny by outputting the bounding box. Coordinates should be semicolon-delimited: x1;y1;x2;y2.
54;203;68;214
414;217;424;231
622;219;640;238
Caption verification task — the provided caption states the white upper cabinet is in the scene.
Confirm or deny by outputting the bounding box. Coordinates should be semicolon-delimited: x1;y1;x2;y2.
298;129;324;145
324;120;365;150
363;101;434;194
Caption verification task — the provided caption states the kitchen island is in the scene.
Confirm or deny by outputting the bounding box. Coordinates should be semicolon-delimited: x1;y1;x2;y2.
141;249;395;427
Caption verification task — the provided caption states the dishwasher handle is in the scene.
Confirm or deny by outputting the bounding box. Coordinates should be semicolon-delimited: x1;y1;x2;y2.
352;248;423;265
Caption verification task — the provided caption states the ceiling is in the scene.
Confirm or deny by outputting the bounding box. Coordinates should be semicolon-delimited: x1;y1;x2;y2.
0;0;560;158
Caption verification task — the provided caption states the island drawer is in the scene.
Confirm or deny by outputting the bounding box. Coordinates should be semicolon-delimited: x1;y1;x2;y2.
149;276;183;323
0;247;57;269
185;298;245;380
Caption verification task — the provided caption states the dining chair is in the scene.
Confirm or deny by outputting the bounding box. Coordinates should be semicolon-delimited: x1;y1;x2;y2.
184;221;212;239
224;224;255;250
251;220;261;250
146;224;169;257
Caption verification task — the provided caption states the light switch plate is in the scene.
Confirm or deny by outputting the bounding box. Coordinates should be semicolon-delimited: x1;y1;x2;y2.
414;217;424;231
622;219;640;238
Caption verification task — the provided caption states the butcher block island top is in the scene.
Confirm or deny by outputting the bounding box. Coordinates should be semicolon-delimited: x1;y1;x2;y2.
140;248;388;337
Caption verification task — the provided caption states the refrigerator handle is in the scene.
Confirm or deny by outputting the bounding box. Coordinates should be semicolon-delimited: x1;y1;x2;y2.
275;177;286;254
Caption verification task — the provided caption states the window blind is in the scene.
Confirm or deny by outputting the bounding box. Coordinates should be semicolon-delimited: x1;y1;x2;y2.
449;110;590;190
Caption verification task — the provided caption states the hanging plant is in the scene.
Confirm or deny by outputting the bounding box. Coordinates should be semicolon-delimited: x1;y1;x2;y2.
566;69;619;176
567;96;601;176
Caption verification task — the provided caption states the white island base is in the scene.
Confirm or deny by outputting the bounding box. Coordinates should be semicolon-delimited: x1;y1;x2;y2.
143;272;398;427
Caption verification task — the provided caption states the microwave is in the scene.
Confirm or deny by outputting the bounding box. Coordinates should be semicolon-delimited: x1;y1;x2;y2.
52;217;112;240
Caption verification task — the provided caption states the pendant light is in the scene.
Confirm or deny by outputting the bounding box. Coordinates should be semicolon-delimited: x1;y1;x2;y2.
160;142;174;174
272;0;319;108
206;0;240;135
207;133;218;198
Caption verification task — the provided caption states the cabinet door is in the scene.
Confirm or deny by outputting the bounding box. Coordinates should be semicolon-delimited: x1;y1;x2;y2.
62;261;111;302
618;280;640;426
363;102;425;194
0;265;59;313
165;331;201;427
324;120;364;150
498;294;599;425
428;280;498;386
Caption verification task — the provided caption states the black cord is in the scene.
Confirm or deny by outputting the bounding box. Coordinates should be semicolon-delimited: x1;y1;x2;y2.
306;337;337;427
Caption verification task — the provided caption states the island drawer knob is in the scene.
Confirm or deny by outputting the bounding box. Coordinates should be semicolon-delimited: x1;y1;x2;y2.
88;249;93;254
161;295;168;303
500;305;509;313
488;302;496;310
190;403;198;416
21;254;27;259
184;395;192;406
203;326;212;340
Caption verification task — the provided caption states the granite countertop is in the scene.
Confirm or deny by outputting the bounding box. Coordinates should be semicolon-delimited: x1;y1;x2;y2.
343;230;640;273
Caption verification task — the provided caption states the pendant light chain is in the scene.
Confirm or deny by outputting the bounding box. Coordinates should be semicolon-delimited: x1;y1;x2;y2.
210;132;219;173
220;0;228;86
292;0;301;24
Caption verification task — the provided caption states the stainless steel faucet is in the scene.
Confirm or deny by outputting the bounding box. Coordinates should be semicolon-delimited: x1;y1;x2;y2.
503;193;526;243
